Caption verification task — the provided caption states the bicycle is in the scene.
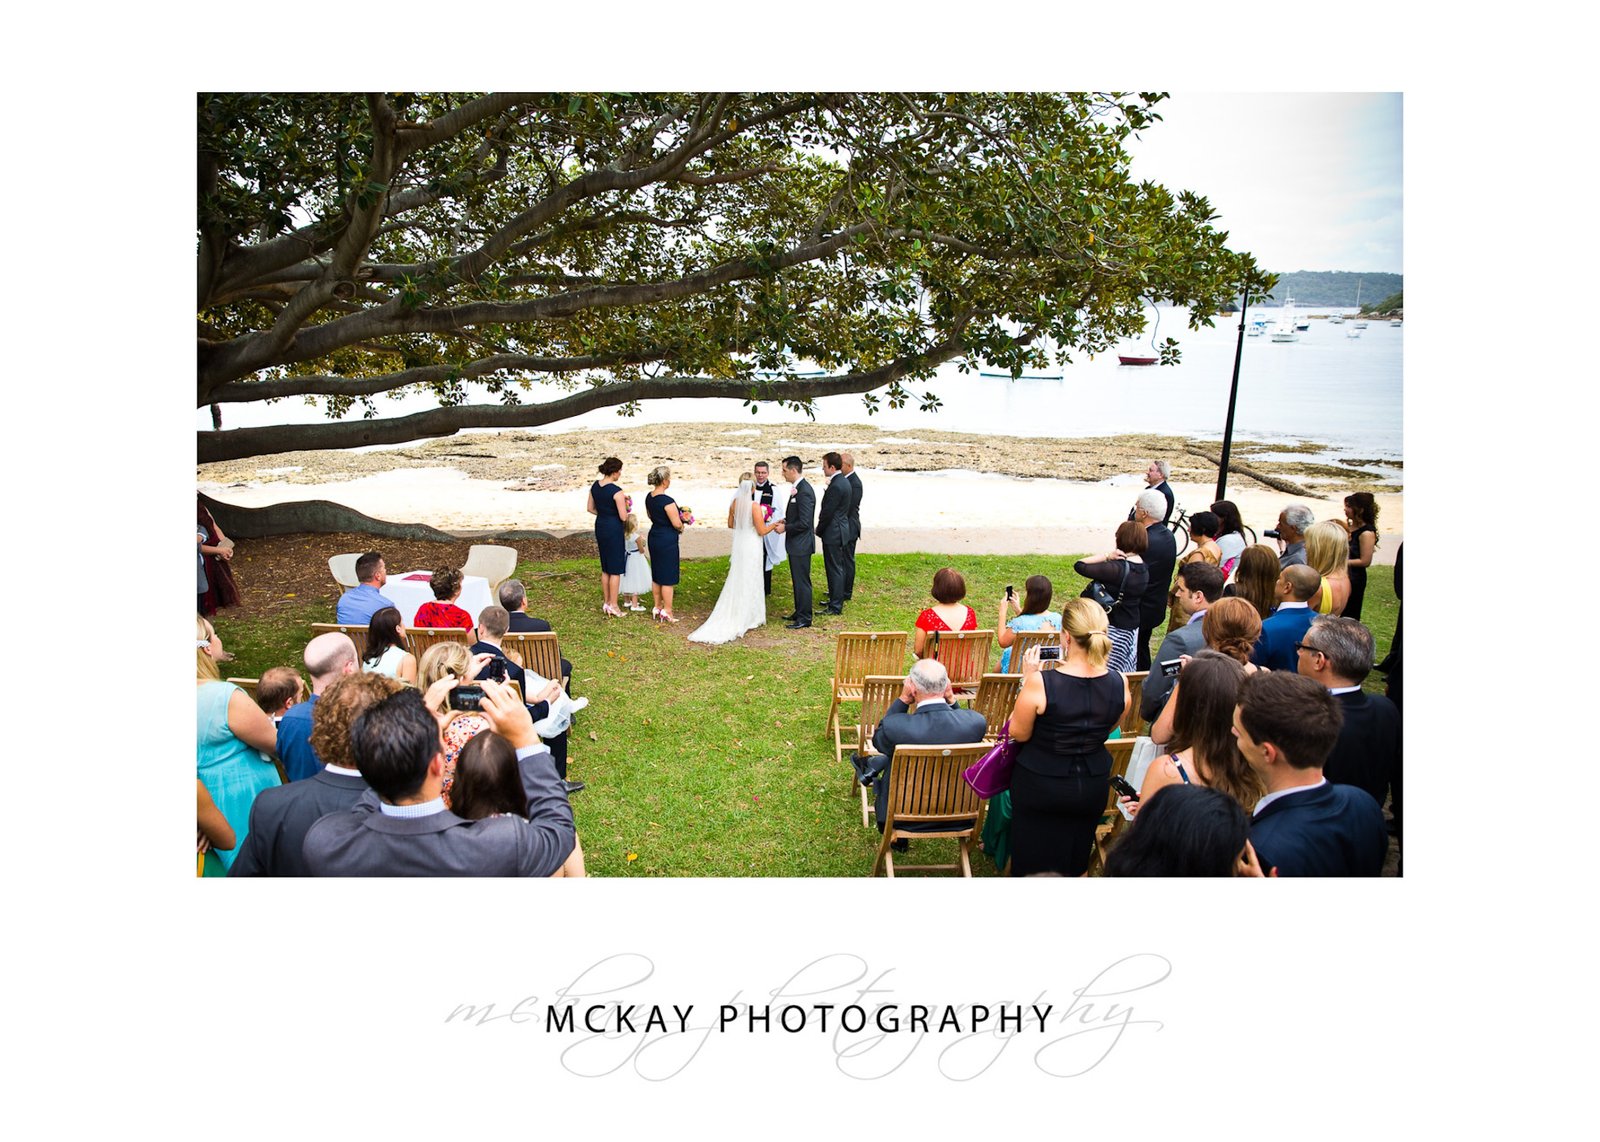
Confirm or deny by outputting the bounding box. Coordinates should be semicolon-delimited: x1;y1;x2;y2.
1167;505;1256;558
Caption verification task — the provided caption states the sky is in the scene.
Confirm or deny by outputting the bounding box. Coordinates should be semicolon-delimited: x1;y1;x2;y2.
1125;93;1403;275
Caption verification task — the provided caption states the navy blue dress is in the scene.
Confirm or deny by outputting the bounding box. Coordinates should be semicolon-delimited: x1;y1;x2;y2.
646;492;681;586
591;481;626;575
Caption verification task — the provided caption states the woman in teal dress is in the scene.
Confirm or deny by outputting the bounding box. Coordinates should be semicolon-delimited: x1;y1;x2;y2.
196;615;281;874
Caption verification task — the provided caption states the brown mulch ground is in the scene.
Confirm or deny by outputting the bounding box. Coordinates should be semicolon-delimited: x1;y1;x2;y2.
226;531;597;623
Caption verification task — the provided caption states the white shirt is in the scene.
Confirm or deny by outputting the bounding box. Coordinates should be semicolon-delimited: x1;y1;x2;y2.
1252;778;1328;816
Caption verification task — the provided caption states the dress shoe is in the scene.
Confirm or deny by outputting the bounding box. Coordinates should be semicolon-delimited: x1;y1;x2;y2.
784;619;811;629
824;606;843;615
890;838;909;853
560;780;587;794
780;612;797;621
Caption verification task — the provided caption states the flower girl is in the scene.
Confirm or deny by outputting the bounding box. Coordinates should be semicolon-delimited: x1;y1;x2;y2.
619;512;651;611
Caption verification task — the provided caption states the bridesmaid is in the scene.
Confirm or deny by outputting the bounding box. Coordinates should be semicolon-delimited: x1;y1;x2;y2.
1343;492;1379;622
587;457;629;617
645;465;685;623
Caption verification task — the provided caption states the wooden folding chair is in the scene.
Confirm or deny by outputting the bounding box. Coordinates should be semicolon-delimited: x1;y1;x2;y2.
871;743;991;877
851;675;906;827
970;673;1024;743
463;544;519;593
499;631;564;685
1005;628;1061;671
225;676;259;698
310;622;371;660
925;629;995;700
1089;737;1140;876
826;632;910;766
1120;670;1149;738
405;626;473;659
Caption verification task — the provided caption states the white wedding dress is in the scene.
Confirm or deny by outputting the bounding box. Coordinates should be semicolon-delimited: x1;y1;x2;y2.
688;480;767;644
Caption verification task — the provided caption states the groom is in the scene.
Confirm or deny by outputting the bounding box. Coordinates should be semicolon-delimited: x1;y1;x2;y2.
774;455;815;629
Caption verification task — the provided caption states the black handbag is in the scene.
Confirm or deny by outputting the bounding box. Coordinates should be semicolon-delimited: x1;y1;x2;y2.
1082;560;1129;615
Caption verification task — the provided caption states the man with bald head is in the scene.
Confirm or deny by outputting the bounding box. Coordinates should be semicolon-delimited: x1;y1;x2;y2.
1251;564;1322;673
277;631;359;782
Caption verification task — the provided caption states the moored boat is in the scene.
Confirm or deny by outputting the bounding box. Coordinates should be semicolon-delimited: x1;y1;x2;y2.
1117;355;1157;366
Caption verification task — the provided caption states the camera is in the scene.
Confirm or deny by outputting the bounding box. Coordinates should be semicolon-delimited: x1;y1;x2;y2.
1038;645;1062;662
448;684;486;712
481;657;509;683
1263;528;1281;539
1159;658;1182;678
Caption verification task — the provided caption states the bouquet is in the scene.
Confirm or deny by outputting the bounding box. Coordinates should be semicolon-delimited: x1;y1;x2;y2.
625;494;634;512
763;504;775;523
677;505;695;526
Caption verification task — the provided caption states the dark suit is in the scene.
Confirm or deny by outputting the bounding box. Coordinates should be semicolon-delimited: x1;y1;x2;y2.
1249;780;1387;876
1251;603;1314;673
1324;689;1400;811
844;471;863;600
505;611;572;688
1139;614;1207;722
1127;481;1174;524
862;698;990;829
470;640;568;778
1138;522;1177;670
754;480;777;595
303;748;574;876
229;768;370;877
818;473;852;612
784;477;816;622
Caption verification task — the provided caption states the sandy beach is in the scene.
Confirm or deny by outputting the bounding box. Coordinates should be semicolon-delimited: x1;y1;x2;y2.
198;422;1403;563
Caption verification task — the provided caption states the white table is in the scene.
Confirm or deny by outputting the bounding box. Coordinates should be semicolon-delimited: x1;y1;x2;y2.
385;571;495;628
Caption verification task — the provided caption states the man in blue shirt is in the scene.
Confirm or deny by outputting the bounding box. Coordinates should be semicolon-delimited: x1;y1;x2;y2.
336;551;397;625
277;632;359;781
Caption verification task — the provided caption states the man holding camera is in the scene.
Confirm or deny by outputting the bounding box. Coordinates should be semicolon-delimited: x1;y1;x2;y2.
1269;504;1313;569
1140;562;1225;722
470;605;580;792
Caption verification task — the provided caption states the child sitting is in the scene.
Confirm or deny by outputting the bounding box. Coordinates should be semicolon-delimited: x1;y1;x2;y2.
255;666;305;724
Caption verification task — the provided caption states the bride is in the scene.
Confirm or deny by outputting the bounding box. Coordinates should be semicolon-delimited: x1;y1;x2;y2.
688;475;780;644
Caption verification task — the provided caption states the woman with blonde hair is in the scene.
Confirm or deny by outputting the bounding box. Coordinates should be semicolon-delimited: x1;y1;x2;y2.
1226;544;1280;622
1134;650;1265;812
195;614;281;872
417;641;493;803
1305;520;1352;615
1005;597;1131;876
644;464;685;622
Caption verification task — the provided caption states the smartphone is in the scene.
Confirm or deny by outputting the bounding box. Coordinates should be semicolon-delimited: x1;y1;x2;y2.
1109;773;1140;801
448;684;485;712
481;657;509;683
1038;645;1062;662
1159;658;1182;678
1005;584;1015;599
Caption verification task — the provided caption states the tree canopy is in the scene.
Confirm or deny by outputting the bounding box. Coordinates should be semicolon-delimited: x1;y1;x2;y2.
197;92;1270;463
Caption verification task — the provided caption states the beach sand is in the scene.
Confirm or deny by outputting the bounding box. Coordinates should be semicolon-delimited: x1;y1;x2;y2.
198;422;1402;563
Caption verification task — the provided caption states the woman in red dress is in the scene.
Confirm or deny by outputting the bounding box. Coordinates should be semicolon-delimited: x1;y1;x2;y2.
913;566;978;658
197;496;240;615
413;566;474;629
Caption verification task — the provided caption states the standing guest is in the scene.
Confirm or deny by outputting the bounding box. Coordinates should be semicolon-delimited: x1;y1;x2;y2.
1006;599;1130;876
913;566;978;658
361;606;418;685
1200;597;1265;669
197;495;240;616
1342;493;1380;621
842;452;864;602
498;579;572;691
1294;616;1401;814
1251;565;1322;673
1166;510;1222;632
1141;562;1225;722
278;631;360;782
1233;671;1387;876
1073;521;1149;675
196;615;281;872
587;457;629;618
1271;504;1314;569
1134;489;1177;670
817;451;852;616
1135;651;1265;811
619;512;651;611
774;455;815;629
1127;460;1175;523
644;465;685;623
302;682;577;878
255;667;305;723
469;605;577;791
336;551;397;626
228;673;403;877
1105;785;1266;877
1210;500;1250;578
751;460;788;597
996;574;1062;673
413;566;474;629
1305;520;1352;615
1225;544;1282;622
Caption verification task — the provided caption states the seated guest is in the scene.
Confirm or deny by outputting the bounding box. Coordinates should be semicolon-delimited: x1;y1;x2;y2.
229;672;404;877
859;658;989;848
197;779;237;877
277;632;360;783
499;578;572;689
450;733;587;877
417;641;495;803
1224;544;1281;621
1250;565;1321;674
1073;521;1149;675
1233;671;1387;876
361;606;418;685
336;551;397;625
302;681;577;877
413;566;474;629
1135;651;1264;811
1305;520;1352;615
995;574;1062;673
196;615;280;873
1294;615;1400;813
913;567;977;658
255;666;304;724
469;605;578;791
1104;784;1265;877
1141;562;1224;722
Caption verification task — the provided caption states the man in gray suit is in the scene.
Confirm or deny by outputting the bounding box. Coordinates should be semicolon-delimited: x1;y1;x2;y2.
1140;561;1226;722
303;680;576;877
817;451;852;616
841;452;863;602
774;455;816;628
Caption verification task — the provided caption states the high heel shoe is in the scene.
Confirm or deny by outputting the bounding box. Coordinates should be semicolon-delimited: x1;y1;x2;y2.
651;608;662;621
603;604;622;617
661;611;680;624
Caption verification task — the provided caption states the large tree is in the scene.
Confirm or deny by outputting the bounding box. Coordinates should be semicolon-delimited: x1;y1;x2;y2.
197;92;1269;463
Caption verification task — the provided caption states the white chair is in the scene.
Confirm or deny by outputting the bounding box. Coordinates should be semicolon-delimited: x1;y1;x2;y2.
462;544;518;593
328;553;361;590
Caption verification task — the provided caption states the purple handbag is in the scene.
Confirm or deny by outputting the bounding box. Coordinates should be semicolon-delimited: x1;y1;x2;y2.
963;718;1019;798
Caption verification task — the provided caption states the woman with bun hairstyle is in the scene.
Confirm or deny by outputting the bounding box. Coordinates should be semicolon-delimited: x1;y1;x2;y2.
1005;597;1131;876
1150;597;1264;743
586;457;629;617
645;465;686;623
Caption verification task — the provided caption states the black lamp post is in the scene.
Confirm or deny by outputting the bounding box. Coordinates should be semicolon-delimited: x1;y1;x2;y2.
1215;286;1249;502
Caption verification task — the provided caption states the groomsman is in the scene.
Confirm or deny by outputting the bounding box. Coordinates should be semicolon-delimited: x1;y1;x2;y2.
841;452;863;602
775;456;815;629
818;451;852;615
752;460;787;596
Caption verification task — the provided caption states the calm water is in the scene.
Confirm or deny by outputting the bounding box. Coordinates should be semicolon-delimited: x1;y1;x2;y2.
198;305;1402;459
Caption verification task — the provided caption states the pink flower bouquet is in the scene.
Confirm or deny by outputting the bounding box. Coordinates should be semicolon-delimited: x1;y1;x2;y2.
677;505;695;526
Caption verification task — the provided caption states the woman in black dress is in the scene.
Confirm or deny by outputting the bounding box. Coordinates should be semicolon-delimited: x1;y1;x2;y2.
1073;520;1149;675
645;465;685;623
1343;492;1379;621
586;457;629;617
1005;597;1130;876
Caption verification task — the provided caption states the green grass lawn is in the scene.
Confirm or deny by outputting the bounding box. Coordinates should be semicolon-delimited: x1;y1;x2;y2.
210;556;1397;877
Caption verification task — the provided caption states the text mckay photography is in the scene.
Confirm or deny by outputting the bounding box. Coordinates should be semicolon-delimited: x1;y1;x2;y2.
443;951;1170;1080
